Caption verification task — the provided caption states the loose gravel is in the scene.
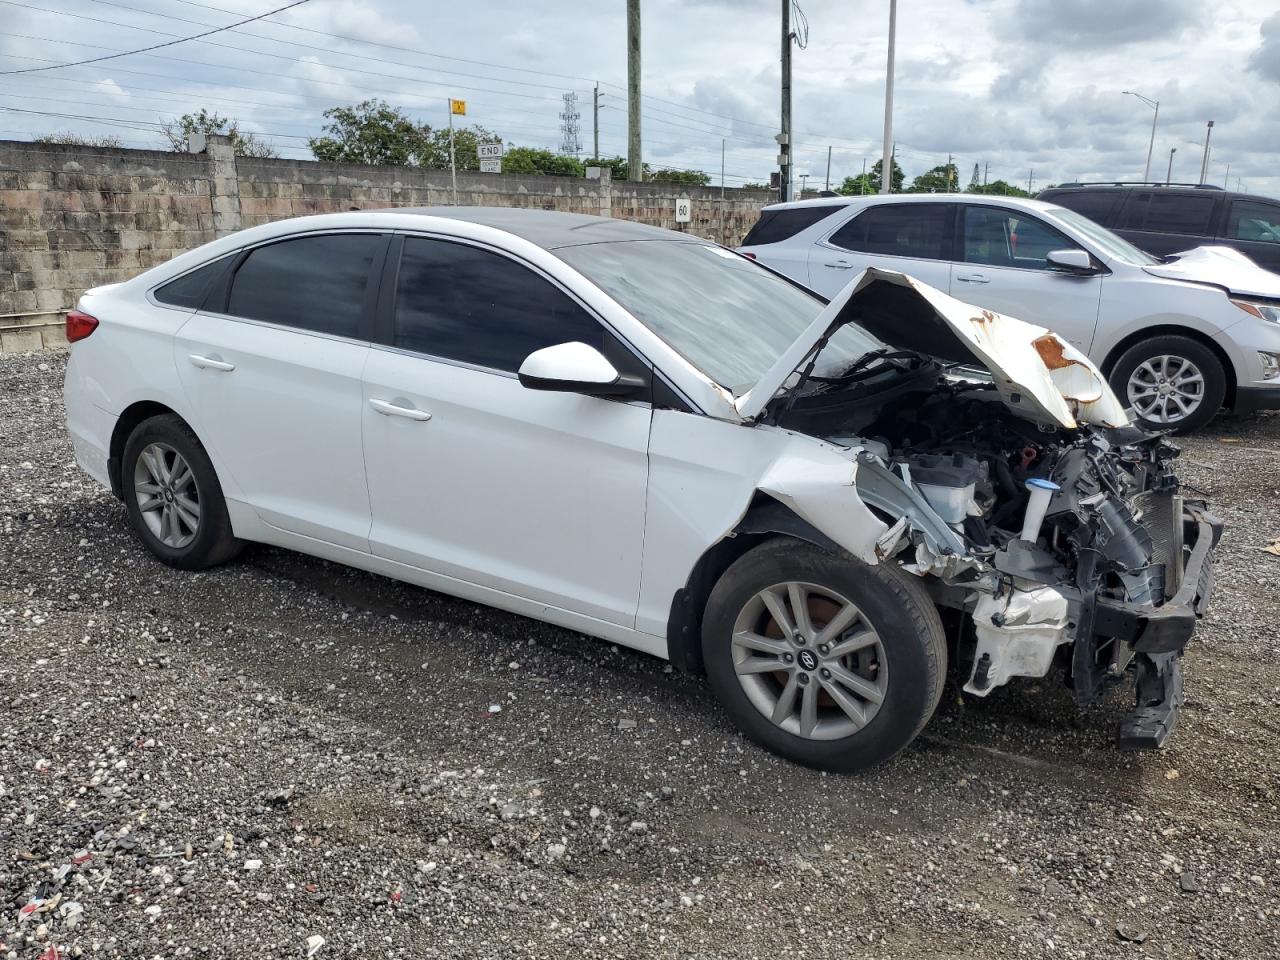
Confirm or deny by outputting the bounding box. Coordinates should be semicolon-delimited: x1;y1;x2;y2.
2;351;1278;959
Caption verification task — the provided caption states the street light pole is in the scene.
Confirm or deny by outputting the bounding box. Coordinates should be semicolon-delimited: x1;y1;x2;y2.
879;0;897;194
1199;120;1214;185
1166;147;1176;185
1122;91;1159;183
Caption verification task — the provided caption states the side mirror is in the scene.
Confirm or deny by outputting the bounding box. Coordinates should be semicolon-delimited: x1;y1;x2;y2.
518;341;647;398
1046;248;1097;274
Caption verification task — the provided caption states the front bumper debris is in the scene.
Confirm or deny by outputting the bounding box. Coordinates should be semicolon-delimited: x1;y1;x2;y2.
1100;505;1221;749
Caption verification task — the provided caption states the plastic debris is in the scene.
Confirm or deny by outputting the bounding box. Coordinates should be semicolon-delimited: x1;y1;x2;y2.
59;901;84;930
1263;539;1280;557
70;850;92;866
37;945;61;960
306;934;326;957
18;897;45;923
487;703;502;714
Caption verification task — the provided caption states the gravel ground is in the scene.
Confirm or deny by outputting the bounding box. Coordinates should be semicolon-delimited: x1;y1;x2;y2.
2;351;1278;960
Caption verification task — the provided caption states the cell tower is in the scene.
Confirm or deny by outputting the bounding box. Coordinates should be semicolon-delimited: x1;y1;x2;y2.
559;92;582;157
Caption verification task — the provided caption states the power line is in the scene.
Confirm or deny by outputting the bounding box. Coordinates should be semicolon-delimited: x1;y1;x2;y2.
0;0;313;75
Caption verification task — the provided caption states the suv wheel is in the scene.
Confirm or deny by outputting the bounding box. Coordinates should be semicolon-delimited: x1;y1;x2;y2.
1109;335;1226;434
121;414;243;570
701;539;946;773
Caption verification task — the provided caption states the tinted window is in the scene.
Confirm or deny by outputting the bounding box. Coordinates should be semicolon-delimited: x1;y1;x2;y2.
829;204;949;260
1119;192;1151;230
1048;190;1122;226
1227;200;1280;244
154;256;230;308
1142;193;1216;235
227;234;380;338
742;205;845;245
394;237;604;373
962;207;1079;269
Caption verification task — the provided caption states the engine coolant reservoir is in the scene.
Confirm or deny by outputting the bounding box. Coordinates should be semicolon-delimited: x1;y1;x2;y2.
903;452;982;526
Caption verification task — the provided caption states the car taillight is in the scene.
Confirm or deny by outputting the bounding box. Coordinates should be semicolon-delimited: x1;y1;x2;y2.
741;251;757;260
65;310;98;343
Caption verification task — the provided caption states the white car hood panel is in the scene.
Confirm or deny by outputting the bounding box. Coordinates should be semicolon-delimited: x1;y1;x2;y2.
734;268;1129;431
1141;245;1280;300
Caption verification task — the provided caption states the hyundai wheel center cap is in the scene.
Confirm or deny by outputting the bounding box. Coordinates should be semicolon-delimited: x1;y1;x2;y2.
797;649;819;672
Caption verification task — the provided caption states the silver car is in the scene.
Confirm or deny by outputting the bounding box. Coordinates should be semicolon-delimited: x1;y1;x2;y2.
741;194;1280;432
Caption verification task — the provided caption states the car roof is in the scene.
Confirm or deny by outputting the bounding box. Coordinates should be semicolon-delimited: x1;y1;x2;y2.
759;193;1061;215
391;206;683;248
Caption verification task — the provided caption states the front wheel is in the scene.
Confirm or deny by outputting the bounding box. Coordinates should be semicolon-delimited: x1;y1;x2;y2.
701;539;946;773
1109;335;1226;434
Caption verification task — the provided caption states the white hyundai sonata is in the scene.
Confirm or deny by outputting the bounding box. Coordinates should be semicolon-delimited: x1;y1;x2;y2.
63;209;1219;771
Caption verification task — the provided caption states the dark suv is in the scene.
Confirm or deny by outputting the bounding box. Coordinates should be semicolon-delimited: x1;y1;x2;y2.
1037;183;1280;273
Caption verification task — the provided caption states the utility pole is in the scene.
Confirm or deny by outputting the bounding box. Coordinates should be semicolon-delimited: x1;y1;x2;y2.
983;161;988;187
1026;169;1033;195
824;145;832;191
1198;120;1214;184
627;0;642;181
593;84;600;160
1166;147;1176;184
1224;162;1230;189
860;156;867;194
946;152;953;191
879;0;897;194
779;0;792;202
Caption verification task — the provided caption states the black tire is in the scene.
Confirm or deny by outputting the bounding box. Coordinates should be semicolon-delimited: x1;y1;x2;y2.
1108;335;1227;434
121;414;243;570
702;538;946;773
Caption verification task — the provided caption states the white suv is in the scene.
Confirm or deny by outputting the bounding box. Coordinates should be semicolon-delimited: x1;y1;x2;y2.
740;194;1280;432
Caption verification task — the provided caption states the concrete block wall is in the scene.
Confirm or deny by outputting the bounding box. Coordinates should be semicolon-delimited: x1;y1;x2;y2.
0;136;772;354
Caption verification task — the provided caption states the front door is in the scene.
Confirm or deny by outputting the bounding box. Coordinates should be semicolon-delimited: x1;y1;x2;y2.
361;235;651;627
952;205;1104;351
174;232;384;550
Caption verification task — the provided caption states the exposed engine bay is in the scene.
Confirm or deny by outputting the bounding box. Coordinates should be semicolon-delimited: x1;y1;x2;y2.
768;350;1221;748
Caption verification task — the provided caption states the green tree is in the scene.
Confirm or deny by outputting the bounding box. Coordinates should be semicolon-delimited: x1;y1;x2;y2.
648;167;711;186
309;99;432;166
839;157;904;195
908;162;960;193
502;147;585;177
424;125;501;172
163;109;276;158
741;182;771;191
969;179;1031;197
584;155;630;179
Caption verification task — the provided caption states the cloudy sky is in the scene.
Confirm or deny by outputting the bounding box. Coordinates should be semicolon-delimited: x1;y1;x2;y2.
1;0;1277;196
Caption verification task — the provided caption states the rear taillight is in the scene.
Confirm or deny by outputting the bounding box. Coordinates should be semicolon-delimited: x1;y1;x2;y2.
65;309;98;343
740;251;757;260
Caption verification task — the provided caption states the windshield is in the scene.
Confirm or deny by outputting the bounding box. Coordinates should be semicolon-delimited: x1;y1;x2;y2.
1048;207;1159;265
555;240;881;393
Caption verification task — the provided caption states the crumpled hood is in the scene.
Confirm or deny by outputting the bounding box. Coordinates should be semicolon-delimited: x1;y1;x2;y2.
1141;245;1280;300
734;268;1129;430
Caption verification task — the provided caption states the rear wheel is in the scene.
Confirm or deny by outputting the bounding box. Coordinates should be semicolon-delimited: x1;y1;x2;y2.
702;539;946;773
1109;335;1226;434
121;414;242;570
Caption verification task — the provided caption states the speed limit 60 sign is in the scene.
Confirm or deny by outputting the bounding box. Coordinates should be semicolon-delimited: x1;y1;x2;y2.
674;198;692;223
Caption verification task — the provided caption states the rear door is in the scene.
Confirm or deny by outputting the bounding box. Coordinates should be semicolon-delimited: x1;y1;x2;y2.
738;204;846;286
360;234;652;627
1114;190;1222;258
806;203;954;297
1219;197;1280;273
952;205;1103;350
174;231;384;550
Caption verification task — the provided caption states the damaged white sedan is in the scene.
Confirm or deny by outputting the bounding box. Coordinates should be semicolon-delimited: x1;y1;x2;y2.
63;209;1220;772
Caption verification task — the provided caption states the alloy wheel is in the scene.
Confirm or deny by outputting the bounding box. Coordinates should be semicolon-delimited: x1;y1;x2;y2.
133;442;201;549
1126;354;1205;424
730;581;887;741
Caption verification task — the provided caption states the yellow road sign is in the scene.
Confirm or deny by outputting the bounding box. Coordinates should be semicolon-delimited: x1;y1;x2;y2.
450;99;466;116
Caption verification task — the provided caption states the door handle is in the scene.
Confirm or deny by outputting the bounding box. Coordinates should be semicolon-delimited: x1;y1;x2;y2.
369;398;432;421
824;259;854;269
955;273;990;284
188;354;235;372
